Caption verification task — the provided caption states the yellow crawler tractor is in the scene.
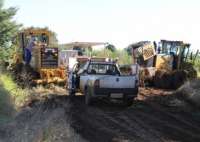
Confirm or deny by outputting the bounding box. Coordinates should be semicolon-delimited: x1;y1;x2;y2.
13;27;66;86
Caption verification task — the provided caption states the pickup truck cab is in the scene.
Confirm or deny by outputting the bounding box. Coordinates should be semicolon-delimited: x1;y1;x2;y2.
68;58;139;105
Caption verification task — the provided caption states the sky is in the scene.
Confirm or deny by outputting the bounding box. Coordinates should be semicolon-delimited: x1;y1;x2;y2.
4;0;200;50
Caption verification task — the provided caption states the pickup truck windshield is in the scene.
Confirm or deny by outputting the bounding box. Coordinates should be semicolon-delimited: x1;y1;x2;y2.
87;63;120;75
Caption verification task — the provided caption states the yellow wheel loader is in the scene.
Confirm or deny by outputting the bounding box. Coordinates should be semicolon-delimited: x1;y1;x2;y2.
12;27;66;86
130;40;197;89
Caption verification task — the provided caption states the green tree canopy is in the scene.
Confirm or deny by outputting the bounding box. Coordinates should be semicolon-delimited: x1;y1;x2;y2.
0;0;21;64
0;0;21;62
105;44;116;52
124;46;132;56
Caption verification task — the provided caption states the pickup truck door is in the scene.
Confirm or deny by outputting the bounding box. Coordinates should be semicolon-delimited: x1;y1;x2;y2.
77;62;90;92
68;63;78;90
79;75;90;92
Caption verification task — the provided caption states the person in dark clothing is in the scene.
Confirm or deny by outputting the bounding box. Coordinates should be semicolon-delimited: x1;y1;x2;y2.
25;35;36;65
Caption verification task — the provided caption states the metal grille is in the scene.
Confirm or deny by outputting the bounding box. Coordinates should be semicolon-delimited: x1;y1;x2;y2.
41;48;58;68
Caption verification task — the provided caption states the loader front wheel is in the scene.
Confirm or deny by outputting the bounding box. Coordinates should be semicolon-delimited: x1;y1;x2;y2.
69;89;75;97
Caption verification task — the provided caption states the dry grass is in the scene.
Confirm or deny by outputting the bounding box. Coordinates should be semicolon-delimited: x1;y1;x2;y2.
0;72;30;124
32;85;66;96
0;72;84;142
0;73;31;109
0;72;66;108
0;72;66;125
0;98;87;142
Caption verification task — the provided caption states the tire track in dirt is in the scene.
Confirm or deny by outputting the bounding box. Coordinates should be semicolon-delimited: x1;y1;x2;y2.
147;102;200;133
66;95;200;142
66;98;116;142
67;97;147;142
94;104;166;142
1;88;200;142
129;102;200;142
133;110;200;142
121;110;166;142
91;108;146;141
67;97;165;142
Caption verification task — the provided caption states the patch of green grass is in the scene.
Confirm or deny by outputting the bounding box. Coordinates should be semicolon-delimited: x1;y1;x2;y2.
0;73;30;109
194;56;200;77
0;72;31;123
197;71;200;78
0;81;15;123
0;74;18;92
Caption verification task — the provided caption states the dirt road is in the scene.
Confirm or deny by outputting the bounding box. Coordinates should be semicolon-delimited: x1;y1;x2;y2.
0;88;200;142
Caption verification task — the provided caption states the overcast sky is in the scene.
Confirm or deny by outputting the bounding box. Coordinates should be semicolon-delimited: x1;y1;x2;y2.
4;0;200;50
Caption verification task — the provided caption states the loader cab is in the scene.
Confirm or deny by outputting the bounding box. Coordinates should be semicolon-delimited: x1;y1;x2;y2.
19;29;51;61
19;30;50;48
157;40;191;70
18;28;60;72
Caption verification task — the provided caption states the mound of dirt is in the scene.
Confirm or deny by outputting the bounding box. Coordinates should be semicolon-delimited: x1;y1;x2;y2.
180;62;197;79
176;79;200;107
154;70;187;89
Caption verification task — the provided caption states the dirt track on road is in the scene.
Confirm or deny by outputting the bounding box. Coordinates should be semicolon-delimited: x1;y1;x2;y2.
1;88;200;142
67;94;200;142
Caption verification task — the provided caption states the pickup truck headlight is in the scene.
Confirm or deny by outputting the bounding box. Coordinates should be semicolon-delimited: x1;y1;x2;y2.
94;79;100;88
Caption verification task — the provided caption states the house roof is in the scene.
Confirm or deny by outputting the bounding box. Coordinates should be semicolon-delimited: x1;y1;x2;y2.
63;42;107;47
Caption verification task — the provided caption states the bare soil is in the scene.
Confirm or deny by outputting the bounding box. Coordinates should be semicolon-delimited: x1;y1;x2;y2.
0;88;200;142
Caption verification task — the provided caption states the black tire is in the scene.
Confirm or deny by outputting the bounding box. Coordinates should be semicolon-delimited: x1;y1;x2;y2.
85;88;92;105
69;89;75;97
124;98;134;106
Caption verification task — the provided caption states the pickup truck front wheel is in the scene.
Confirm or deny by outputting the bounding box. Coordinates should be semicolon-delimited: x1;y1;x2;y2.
69;89;75;97
85;88;92;105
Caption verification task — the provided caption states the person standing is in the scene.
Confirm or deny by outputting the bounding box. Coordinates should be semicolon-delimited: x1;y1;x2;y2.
24;33;37;65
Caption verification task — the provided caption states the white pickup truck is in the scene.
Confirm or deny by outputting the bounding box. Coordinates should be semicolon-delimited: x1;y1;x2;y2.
68;59;139;105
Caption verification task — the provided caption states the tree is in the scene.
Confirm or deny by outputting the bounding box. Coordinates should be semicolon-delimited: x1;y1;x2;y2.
105;44;116;52
0;0;21;62
124;46;132;56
